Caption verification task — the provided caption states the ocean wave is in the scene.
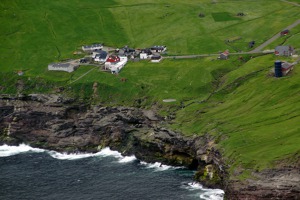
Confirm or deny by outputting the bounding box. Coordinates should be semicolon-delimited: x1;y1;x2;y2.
0;144;137;163
140;161;182;171
200;188;224;200
182;182;224;200
48;151;99;160
0;144;45;157
118;155;137;163
97;147;137;163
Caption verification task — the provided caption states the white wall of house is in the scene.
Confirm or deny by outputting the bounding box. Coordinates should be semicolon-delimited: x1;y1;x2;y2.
48;64;75;73
140;53;148;59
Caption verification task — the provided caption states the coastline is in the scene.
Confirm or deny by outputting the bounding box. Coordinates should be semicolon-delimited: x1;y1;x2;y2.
0;94;299;199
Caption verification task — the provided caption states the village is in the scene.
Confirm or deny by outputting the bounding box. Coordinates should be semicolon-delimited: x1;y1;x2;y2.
47;28;298;78
48;44;167;74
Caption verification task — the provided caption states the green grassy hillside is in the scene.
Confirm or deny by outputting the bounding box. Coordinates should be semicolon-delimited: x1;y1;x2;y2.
174;54;300;176
1;0;300;178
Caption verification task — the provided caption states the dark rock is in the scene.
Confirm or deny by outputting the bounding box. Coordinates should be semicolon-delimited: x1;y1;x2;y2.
0;96;299;199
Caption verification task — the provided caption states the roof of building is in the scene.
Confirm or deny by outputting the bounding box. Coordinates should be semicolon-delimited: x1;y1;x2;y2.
151;55;162;60
49;63;72;68
275;46;293;52
281;29;289;34
95;50;108;59
150;46;166;50
221;50;229;56
106;55;120;63
282;62;293;70
82;44;103;50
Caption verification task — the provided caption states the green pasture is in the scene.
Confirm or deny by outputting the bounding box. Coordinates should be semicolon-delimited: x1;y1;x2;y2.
1;0;300;77
173;55;300;174
66;57;240;106
263;24;300;50
212;12;241;22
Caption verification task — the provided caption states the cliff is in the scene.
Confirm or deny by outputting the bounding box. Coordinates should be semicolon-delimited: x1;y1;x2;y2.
0;94;299;199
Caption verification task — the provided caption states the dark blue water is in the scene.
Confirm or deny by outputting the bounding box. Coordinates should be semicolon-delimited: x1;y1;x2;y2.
0;145;224;200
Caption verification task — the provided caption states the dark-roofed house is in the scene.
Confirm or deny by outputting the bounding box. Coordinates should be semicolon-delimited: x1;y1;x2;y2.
48;63;78;73
140;48;152;59
249;41;255;48
151;55;162;63
280;29;289;36
275;46;294;56
118;46;136;56
94;50;108;63
82;44;103;52
150;46;167;53
219;50;229;60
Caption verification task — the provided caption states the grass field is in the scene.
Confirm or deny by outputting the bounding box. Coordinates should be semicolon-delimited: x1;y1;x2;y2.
1;0;300;77
173;54;300;174
1;0;300;178
212;12;241;22
264;24;300;50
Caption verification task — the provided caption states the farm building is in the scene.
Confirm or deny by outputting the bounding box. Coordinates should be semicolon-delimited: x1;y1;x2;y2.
105;55;128;74
280;29;289;36
150;46;167;53
140;53;148;59
140;48;152;59
92;49;104;58
117;46;136;56
151;55;162;63
82;44;103;52
219;50;229;60
282;62;294;76
275;46;294;56
106;55;120;63
94;50;108;62
273;60;294;77
249;41;255;48
48;63;78;73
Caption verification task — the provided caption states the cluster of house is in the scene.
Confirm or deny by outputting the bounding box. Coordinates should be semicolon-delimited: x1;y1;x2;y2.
48;43;167;74
115;45;167;62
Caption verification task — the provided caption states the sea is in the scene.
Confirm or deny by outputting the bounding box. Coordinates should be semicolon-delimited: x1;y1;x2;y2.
0;144;224;200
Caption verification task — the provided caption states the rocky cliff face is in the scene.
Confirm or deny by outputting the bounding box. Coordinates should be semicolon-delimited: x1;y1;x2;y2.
0;94;299;199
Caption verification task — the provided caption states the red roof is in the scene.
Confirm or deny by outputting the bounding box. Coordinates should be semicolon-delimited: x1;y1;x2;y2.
106;55;120;63
222;50;229;56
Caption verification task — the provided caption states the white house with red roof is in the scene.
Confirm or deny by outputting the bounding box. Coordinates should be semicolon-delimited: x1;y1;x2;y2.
105;55;127;74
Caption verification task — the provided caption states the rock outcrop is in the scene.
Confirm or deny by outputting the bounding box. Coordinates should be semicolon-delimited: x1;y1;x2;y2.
0;94;299;199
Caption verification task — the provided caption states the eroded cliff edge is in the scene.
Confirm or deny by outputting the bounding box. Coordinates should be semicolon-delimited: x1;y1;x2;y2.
0;95;299;199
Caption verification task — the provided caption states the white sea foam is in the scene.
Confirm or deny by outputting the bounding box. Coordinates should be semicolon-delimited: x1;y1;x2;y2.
182;182;224;200
140;161;180;171
48;151;99;160
96;147;137;163
200;188;224;200
118;155;137;163
97;147;123;158
0;144;45;157
184;182;203;190
0;145;136;163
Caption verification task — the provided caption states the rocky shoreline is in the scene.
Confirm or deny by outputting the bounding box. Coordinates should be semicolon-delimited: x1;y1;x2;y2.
0;94;299;199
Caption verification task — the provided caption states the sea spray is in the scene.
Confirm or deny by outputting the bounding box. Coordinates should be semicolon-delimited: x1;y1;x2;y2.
0;144;45;157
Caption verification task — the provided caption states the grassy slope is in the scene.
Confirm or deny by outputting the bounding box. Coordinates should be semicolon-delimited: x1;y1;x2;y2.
264;24;300;50
0;0;300;177
174;54;300;176
1;0;300;77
